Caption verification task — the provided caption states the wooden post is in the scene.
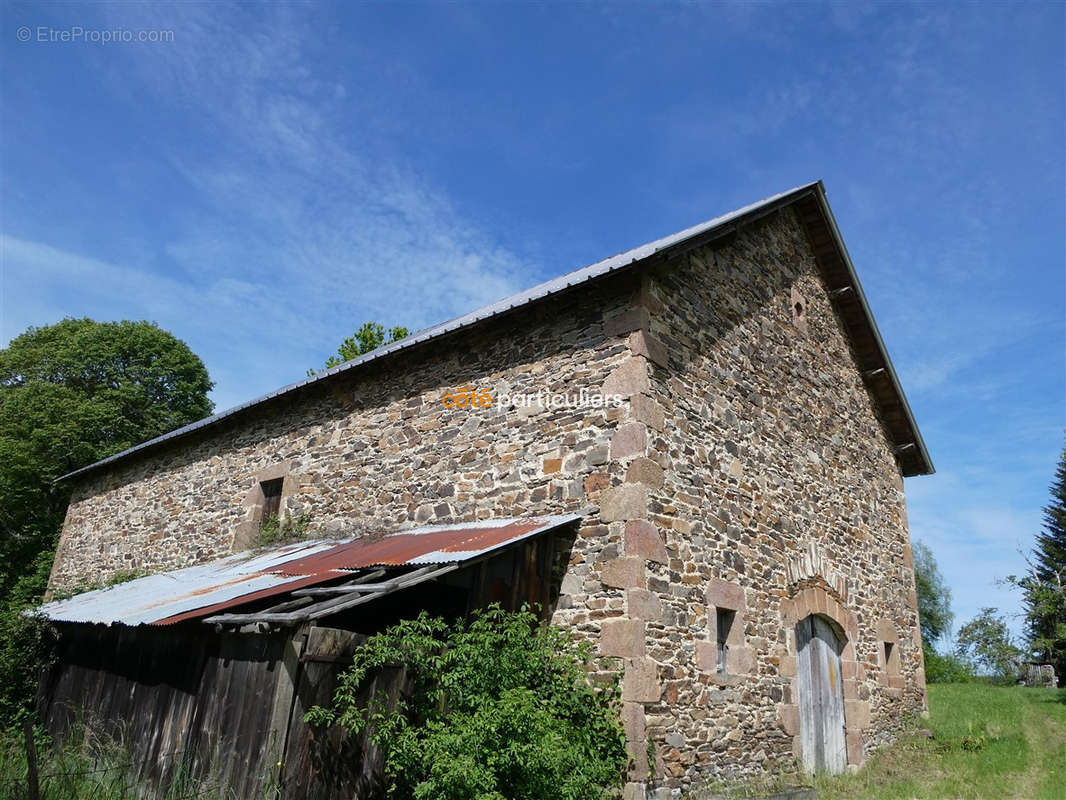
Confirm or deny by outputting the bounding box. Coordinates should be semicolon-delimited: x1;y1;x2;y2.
268;626;308;796
24;718;40;800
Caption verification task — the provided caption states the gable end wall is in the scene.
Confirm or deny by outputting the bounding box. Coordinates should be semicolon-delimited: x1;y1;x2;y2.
594;207;926;794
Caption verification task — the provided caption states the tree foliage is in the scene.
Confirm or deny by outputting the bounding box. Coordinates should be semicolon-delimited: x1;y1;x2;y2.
913;540;954;648
0;319;214;595
954;608;1021;682
0;318;213;728
1009;446;1066;684
922;647;975;683
310;321;409;375
306;606;627;800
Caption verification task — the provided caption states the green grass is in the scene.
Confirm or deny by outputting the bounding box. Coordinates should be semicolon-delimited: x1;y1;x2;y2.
815;684;1066;800
0;724;250;800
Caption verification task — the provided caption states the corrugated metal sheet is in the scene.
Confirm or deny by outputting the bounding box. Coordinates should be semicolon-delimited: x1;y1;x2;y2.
38;515;579;627
57;183;825;484
273;519;546;574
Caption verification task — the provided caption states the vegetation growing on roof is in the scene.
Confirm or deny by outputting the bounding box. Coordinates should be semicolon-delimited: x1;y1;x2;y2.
256;511;313;547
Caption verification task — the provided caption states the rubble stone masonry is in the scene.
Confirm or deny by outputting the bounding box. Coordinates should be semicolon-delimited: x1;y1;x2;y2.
49;207;926;796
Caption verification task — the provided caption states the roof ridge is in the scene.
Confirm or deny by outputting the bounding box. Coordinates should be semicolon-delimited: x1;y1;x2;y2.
58;181;837;482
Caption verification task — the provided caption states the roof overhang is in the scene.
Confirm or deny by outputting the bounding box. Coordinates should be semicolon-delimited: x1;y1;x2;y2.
58;181;931;481
37;515;580;628
792;186;933;476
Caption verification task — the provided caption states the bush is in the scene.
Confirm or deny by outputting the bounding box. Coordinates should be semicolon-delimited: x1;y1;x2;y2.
306;605;628;800
0;606;57;731
923;646;975;683
256;512;312;547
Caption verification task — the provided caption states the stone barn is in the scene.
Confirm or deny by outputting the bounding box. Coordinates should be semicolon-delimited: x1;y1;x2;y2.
40;181;933;798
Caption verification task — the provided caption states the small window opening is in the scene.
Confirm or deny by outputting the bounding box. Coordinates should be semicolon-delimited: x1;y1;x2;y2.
794;301;804;317
883;641;895;671
716;609;736;674
260;478;283;526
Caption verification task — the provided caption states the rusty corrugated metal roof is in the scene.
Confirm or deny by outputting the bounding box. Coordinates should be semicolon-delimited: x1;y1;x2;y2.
38;515;579;627
274;519;546;574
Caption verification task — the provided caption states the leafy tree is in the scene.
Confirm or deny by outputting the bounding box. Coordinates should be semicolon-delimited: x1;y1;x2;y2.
913;540;954;648
1010;446;1066;684
0;318;213;596
0;318;213;727
310;321;409;375
307;606;628;800
955;608;1021;682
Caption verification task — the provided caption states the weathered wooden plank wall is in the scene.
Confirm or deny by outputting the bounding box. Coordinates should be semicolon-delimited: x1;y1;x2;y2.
39;622;400;799
283;627;409;800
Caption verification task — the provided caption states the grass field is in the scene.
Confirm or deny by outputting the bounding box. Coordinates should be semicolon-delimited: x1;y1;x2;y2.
815;684;1066;800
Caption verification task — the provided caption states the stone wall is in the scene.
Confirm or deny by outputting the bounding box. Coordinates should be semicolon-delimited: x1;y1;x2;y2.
49;206;926;797
579;207;927;797
50;276;643;593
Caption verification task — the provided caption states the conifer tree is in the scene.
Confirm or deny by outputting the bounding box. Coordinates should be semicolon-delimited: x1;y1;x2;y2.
1020;446;1066;683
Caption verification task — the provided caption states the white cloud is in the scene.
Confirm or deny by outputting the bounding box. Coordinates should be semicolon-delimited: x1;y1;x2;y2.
3;4;535;411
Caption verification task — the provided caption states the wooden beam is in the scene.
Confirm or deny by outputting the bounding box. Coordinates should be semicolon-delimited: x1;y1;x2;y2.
290;566;439;596
267;624;307;791
204;564;461;626
305;564;460;621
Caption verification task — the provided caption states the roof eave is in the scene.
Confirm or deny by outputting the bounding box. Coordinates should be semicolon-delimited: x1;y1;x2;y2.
57;180;932;481
808;184;934;476
57;183;824;484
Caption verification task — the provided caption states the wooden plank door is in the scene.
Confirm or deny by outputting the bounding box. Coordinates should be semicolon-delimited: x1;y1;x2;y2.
795;615;847;774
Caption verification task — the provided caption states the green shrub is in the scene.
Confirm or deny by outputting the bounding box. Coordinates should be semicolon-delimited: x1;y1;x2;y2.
306;605;628;800
0;608;56;731
256;512;312;547
923;645;976;683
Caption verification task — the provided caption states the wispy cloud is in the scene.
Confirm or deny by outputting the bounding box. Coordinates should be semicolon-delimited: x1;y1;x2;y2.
3;4;533;410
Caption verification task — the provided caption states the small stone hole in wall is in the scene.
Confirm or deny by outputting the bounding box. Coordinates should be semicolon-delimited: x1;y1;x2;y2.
790;287;808;332
716;609;736;673
884;641;895;671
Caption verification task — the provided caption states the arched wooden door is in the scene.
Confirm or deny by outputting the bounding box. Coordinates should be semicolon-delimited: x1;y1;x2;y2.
795;615;847;774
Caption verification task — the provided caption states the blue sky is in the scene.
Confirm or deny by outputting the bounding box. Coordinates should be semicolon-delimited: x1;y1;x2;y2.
2;2;1062;643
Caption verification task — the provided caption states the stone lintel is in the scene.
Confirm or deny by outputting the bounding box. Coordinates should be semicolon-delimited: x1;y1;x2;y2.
707;577;746;611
